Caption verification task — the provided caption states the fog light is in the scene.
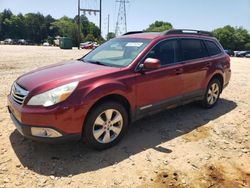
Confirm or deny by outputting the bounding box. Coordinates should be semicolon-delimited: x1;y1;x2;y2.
30;127;62;138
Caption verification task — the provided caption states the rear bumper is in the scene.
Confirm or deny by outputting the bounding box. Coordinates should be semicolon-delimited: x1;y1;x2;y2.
8;110;81;143
223;68;231;90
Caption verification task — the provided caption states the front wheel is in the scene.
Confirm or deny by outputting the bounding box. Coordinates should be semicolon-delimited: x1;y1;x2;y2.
83;101;128;150
202;79;222;108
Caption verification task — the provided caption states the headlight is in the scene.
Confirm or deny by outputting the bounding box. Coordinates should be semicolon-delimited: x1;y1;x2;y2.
27;81;78;107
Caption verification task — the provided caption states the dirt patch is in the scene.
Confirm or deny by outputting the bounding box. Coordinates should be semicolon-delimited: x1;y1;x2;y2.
0;64;18;70
147;163;250;188
148;170;186;188
182;126;211;142
201;163;250;188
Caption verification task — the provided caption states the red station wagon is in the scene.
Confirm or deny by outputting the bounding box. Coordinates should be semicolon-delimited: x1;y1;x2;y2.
8;29;231;149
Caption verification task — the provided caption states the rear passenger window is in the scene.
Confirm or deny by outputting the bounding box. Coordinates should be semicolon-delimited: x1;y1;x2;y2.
204;40;222;56
146;39;180;66
181;39;208;61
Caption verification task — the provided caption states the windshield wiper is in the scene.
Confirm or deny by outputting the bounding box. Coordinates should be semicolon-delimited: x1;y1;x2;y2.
84;60;108;66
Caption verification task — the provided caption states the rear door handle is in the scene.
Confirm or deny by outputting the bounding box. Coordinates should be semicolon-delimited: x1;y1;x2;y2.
175;68;183;75
206;62;212;67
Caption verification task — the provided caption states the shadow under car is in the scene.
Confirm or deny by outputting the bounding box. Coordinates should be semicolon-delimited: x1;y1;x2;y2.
9;98;237;177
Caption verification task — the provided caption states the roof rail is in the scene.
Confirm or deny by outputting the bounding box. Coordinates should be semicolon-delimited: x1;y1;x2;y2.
163;29;213;37
123;31;144;36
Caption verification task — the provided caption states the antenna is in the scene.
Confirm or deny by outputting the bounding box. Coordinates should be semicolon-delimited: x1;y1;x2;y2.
115;0;129;36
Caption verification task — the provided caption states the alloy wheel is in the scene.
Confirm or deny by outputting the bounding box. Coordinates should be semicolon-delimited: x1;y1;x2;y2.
92;109;123;144
207;83;220;105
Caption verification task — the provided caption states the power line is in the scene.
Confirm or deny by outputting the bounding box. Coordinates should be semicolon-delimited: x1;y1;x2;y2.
77;0;102;49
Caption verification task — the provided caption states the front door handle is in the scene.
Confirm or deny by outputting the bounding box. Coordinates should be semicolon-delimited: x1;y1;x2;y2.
175;68;183;75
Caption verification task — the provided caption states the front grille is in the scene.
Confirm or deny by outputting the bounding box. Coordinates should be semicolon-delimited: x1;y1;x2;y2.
11;83;29;105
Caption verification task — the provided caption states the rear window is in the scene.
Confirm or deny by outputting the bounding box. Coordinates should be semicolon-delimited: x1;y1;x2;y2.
204;40;222;56
181;39;208;61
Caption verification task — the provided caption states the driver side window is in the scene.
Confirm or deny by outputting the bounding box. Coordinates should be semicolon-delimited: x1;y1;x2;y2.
146;39;180;66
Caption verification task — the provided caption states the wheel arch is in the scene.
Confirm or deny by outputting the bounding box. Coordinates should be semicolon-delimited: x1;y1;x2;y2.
208;73;224;93
82;94;132;136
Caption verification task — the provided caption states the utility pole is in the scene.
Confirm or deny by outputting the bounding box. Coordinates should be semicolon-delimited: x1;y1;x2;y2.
115;0;129;36
107;14;110;36
77;0;102;49
99;0;102;35
78;0;80;49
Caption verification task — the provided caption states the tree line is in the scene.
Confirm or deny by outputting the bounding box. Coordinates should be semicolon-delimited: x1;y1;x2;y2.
0;9;104;46
145;21;250;51
213;25;250;50
1;9;250;50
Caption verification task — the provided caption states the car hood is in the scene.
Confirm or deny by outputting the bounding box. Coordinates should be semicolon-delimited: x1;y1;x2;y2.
16;60;119;92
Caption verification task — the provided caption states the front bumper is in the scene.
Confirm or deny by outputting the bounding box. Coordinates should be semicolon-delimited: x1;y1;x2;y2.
7;95;82;143
8;110;81;143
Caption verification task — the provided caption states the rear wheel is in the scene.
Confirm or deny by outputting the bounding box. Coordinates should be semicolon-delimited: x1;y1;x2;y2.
202;79;221;108
83;101;128;150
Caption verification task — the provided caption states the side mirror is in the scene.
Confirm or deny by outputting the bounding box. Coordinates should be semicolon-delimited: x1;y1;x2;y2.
143;58;161;70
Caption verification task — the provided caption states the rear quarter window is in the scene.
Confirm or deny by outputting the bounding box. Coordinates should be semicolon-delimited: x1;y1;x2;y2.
204;40;222;56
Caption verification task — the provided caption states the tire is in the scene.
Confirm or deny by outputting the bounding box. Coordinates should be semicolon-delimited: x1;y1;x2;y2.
202;79;222;108
83;101;128;150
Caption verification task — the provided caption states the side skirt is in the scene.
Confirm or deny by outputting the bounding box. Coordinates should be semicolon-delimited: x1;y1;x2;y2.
132;89;204;122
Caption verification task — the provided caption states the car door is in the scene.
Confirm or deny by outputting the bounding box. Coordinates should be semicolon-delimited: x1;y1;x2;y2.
135;39;184;115
180;38;209;100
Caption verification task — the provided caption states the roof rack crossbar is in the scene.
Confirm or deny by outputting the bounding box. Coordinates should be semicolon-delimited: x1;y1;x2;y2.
163;29;213;37
122;31;144;36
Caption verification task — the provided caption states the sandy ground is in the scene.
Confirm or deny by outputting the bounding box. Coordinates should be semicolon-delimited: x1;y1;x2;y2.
0;45;249;188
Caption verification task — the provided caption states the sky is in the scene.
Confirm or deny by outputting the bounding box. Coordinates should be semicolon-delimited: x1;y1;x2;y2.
1;0;250;37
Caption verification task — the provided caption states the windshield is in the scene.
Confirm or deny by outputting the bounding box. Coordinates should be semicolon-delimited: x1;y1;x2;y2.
82;38;150;67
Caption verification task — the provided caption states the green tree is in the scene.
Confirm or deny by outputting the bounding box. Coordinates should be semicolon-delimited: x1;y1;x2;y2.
17;13;26;38
24;13;47;43
71;23;80;47
245;43;250;50
80;15;90;37
45;15;56;37
84;33;95;42
145;21;173;32
47;36;54;45
3;14;25;39
0;13;3;39
74;14;102;42
213;25;236;49
0;9;104;45
0;9;13;39
107;32;116;40
88;22;101;39
51;16;74;37
234;27;250;50
213;25;250;50
52;16;82;46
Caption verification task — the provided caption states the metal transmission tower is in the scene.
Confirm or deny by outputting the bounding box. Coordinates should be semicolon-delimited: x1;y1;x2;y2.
115;0;129;36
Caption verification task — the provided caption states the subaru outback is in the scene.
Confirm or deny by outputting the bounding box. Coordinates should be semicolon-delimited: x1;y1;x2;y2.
8;29;231;149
